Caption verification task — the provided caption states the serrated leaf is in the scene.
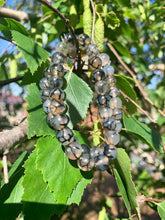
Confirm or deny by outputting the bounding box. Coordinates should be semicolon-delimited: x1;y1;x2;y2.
157;201;165;220
12;30;49;74
22;149;66;220
115;74;137;115
105;11;120;29
25;83;54;138
36;135;93;203
113;41;131;58
123;114;163;153
43;22;57;34
114;148;140;219
95;16;104;52
9;55;17;78
64;72;93;128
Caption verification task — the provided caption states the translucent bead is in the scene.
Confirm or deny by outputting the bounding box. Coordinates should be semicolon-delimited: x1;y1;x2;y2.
50;100;66;115
55;41;67;55
49;88;65;101
81;144;90;154
62;33;74;45
78;153;95;171
56;127;74;145
44;67;51;78
104;145;118;160
108;87;120;97
90;146;104;158
48;76;63;89
112;108;123;120
50;64;64;77
43;99;51;113
78;33;91;53
67;137;82;159
39;77;49;90
99;106;113;119
51;52;66;65
86;44;99;58
50;114;69;130
94;155;109;171
103;65;114;77
103;118;122;132
66;43;77;58
95;80;108;95
99;53;111;66
105;131;120;145
89;57;102;70
92;69;105;82
106;76;116;87
109;97;122;109
40;89;50;102
46;113;54;126
96;94;110;106
65;146;77;160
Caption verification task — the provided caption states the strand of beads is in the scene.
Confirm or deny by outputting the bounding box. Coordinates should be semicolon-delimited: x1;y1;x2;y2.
39;33;123;172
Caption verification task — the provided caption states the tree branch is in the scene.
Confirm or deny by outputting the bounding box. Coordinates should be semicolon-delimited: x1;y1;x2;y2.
0;35;17;46
0;76;24;87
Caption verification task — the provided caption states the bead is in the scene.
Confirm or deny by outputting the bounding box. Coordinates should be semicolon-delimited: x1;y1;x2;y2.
51;52;66;65
44;67;51;78
62;33;74;45
103;65;114;77
66;43;77;58
96;94;110;106
77;153;95;171
65;146;77;160
50;114;69;130
46;113;54;125
92;69;105;82
109;97;122;109
95;80;108;95
39;77;50;90
108;87;120;97
55;41;67;55
105;131;120;145
90;146;104;158
95;155;109;171
68;137;82;159
104;145;117;160
78;34;91;53
50;100;66;115
49;88;65;101
112;108;123;120
99;53;111;66
103;118;122;132
86;44;99;58
48;76;63;89
56;127;74;145
81;144;90;154
43;99;51;113
99;106;113;119
40;89;50;102
106;76;116;87
89;56;102;70
50;64;64;77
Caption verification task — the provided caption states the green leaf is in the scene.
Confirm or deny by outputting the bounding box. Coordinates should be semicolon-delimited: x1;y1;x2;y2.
36;135;93;204
114;148;140;219
25;83;54;138
93;120;102;146
115;74;137;115
64;72;93;128
123;115;163;153
157;201;165;220
9;55;17;78
11;30;49;74
0;63;9;80
105;11;120;29
43;22;57;34
22;149;66;220
113;41;131;58
117;0;131;7
0;0;5;7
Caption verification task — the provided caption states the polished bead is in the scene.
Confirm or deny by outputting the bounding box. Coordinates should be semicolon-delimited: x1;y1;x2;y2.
48;76;63;89
50;114;69;130
40;89;50;102
50;100;66;115
112;108;123;120
99;106;113;119
89;57;102;70
96;94;110;106
104;145;118;160
55;41;67;55
92;69;105;82
56;127;74;145
49;88;65;101
68;137;82;159
46;113;54;126
39;77;49;90
50;64;64;77
78;33;91;53
109;97;122;109
95;80;108;95
108;87;120;97
51;52;66;65
95;155;109;171
99;53;111;66
65;146;77;160
106;76;116;87
78;153;95;171
103;65;114;77
103;118;122;132
44;67;51;78
90;146;104;158
43;99;51;113
86;44;99;58
63;33;74;45
66;43;77;58
105;131;120;145
81;144;90;154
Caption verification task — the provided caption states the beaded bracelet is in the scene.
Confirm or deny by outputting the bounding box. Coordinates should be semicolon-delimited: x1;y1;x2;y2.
39;33;123;172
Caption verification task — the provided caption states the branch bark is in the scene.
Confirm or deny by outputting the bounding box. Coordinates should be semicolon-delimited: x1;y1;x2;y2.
0;75;24;87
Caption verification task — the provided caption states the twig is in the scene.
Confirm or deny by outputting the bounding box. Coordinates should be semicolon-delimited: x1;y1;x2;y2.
3;150;9;184
0;35;17;46
107;42;165;118
37;14;52;24
89;131;105;142
0;76;24;87
120;90;156;123
90;0;96;44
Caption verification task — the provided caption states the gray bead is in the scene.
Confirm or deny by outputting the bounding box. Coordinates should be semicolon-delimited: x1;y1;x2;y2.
50;100;66;115
43;99;51;113
108;87;120;97
103;65;114;77
65;146;77;160
48;76;63;89
96;94;110;106
40;89;50;102
86;44;99;58
68;137;82;159
99;53;111;66
39;77;49;90
90;146;104;158
94;155;109;171
50;114;69;130
81;144;90;154
104;145;117;160
78;34;91;53
109;97;122;109
105;131;120;145
89;56;102;70
49;88;65;101
106;76;116;87
56;127;74;145
46;113;54;126
99;106;113;119
103;117;122;132
50;64;64;77
95;80;108;95
44;67;51;78
51;52;66;65
112;108;123;120
92;69;105;82
77;153;95;171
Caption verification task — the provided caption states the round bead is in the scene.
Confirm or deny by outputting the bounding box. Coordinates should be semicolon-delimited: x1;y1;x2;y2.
65;146;77;160
40;89;50;102
103;65;114;77
95;155;109;171
55;41;67;55
99;53;111;66
95;80;108;95
63;33;74;45
86;44;99;58
50;114;69;130
51;52;66;65
96;94;110;106
50;64;64;77
68;137;82;159
78;34;91;53
49;88;65;101
103;118;122;132
56;127;74;145
109;97;122;109
43;99;51;113
77;153;95;171
90;146;104;158
99;106;113;119
89;57;102;70
104;145;118;160
106;76;116;87
108;87;120;97
112;108;123;120
92;69;105;82
46;113;54;126
39;77;50;90
48;76;63;89
81;144;90;154
50;100;66;115
105;131;120;145
44;67;51;78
